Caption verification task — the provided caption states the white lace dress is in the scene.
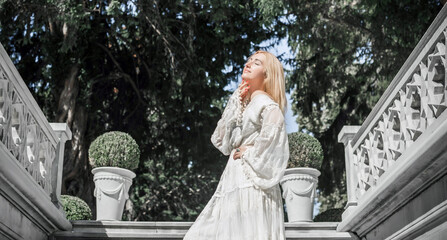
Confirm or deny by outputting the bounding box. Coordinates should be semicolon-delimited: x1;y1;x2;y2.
183;90;289;240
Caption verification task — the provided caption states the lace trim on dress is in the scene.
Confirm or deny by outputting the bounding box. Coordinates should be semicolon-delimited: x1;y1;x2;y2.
214;184;263;197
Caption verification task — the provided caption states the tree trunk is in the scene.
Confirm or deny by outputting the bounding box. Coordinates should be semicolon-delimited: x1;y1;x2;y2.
56;64;95;213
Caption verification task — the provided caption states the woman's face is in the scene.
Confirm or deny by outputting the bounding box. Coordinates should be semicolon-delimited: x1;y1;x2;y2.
241;53;266;94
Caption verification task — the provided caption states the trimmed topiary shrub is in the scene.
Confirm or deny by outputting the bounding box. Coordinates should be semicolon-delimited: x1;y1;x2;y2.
88;131;140;170
287;132;323;169
313;208;344;222
61;195;92;221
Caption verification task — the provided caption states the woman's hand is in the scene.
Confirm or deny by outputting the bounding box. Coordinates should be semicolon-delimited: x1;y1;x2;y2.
233;145;248;160
238;79;250;101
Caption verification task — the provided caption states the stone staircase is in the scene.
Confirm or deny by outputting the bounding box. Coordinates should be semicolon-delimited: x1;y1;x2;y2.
51;221;356;239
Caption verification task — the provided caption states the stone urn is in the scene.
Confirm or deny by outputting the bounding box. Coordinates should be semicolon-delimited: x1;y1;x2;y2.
92;167;136;220
280;167;321;222
88;131;140;221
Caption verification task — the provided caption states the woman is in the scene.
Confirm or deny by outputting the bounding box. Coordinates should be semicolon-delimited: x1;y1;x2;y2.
184;50;289;240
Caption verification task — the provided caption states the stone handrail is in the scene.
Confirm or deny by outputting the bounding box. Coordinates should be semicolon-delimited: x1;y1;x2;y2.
337;4;447;236
0;43;71;207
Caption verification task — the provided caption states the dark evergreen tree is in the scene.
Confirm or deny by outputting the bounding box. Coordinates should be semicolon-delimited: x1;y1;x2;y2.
255;0;443;209
0;0;273;220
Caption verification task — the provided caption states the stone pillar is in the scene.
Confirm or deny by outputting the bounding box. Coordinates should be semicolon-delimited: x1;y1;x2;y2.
338;125;361;219
50;123;72;210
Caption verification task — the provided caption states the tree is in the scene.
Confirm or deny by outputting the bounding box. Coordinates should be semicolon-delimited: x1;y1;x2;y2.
258;0;443;209
0;0;273;220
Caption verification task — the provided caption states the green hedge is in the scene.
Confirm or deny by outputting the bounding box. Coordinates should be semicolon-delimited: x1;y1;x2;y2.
287;132;323;169
88;131;140;170
313;208;344;222
61;195;92;221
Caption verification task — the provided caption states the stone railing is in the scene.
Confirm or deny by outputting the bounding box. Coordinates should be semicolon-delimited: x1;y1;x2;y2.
349;29;447;200
0;44;72;204
0;42;72;239
337;5;447;239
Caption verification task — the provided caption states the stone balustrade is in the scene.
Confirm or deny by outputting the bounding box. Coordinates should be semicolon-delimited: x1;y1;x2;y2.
0;42;72;239
338;4;447;239
349;28;447;199
0;43;72;205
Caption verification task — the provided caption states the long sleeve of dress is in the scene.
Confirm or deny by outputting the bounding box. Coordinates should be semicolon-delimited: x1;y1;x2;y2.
210;90;240;156
240;104;289;190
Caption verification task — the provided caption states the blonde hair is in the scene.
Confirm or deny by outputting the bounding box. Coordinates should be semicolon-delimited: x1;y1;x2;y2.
252;50;287;114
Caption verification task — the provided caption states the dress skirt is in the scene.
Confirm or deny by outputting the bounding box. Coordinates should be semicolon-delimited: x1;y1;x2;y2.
183;149;286;240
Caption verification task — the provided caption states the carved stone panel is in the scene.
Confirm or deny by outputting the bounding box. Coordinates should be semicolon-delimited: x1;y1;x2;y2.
0;65;56;195
351;28;447;200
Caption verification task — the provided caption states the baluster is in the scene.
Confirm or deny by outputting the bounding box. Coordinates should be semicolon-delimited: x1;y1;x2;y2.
50;123;72;209
338;126;361;219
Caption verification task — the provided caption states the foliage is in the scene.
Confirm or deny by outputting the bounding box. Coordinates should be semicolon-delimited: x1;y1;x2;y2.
0;0;274;220
313;208;344;222
61;195;92;221
125;157;220;221
89;131;140;170
318;179;347;213
287;132;323;169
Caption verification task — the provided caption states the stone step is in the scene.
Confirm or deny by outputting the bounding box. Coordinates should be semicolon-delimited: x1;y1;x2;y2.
51;221;356;240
